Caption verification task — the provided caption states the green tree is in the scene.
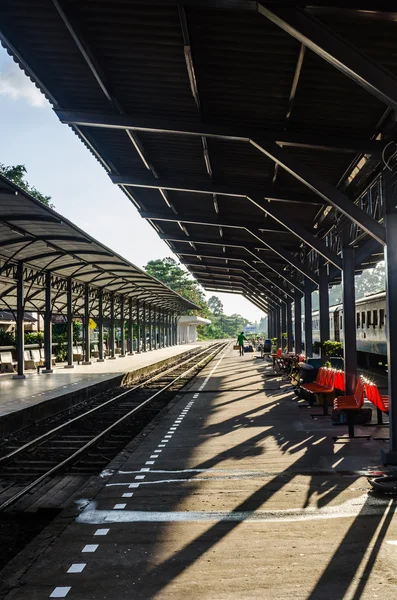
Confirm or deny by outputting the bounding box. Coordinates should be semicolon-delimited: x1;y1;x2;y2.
312;261;385;310
207;295;224;316
144;257;207;312
0;163;54;208
145;258;253;340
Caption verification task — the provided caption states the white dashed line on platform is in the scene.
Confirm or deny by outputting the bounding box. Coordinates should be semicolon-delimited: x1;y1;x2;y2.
82;545;98;553
67;564;86;573
50;587;71;598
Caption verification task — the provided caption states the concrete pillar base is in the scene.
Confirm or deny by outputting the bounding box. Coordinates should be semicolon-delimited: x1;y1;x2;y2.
128;352;134;356
119;354;126;358
109;356;117;360
381;449;397;465
97;358;105;363
82;361;92;366
42;369;53;374
64;364;75;369
13;374;26;379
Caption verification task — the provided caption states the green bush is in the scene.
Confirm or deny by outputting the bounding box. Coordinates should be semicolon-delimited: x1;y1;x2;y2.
55;342;67;362
24;331;44;345
0;330;15;346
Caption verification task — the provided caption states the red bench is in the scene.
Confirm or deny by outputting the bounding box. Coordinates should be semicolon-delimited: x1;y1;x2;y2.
364;381;389;425
301;367;336;416
301;367;335;395
333;377;369;439
334;370;345;393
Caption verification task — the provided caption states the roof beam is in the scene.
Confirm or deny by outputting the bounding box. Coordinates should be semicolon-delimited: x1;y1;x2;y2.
190;270;279;307
182;261;284;304
59;109;388;155
110;174;325;205
251;141;386;245
197;278;271;310
0;214;62;223
56;110;386;155
139;210;290;234
258;4;397;114
247;197;342;269
161;233;318;285
174;249;300;297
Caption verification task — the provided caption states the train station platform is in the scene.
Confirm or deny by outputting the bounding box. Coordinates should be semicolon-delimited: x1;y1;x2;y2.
2;345;396;600
0;343;209;436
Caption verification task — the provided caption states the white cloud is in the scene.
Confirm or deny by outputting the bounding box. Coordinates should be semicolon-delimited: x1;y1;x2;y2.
0;61;47;107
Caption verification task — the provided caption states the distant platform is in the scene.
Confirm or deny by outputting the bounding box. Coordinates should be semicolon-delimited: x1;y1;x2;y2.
0;343;209;435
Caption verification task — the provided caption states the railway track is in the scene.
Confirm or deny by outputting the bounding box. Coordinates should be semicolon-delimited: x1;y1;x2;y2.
0;342;228;512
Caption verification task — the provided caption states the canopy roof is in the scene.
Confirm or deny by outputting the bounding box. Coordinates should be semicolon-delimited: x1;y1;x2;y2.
0;1;391;312
0;174;197;313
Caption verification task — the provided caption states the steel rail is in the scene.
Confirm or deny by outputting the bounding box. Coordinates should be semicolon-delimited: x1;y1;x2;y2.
0;342;228;511
0;343;222;466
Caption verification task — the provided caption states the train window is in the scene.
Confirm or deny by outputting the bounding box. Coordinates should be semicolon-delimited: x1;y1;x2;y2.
373;310;378;327
380;309;385;327
356;313;360;328
361;311;365;327
367;311;371;328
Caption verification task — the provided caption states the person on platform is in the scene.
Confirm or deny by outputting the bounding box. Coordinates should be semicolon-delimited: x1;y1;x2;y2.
237;331;247;356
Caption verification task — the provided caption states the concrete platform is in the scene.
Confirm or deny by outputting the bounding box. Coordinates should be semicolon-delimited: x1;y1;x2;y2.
0;343;208;436
3;346;397;600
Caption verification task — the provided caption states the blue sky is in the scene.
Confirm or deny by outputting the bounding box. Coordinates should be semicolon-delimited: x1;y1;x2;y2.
0;47;264;322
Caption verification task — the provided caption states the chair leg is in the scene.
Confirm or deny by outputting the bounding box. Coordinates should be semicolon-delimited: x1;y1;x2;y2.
347;412;355;438
333;410;371;441
310;394;330;418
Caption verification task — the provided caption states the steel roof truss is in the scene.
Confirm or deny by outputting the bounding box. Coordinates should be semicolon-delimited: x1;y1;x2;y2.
250;140;386;245
56;110;385;155
258;4;397;114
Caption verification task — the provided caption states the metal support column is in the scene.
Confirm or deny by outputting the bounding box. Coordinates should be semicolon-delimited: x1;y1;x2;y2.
128;298;133;355
294;292;302;354
120;296;125;357
342;235;357;395
98;290;105;362
286;300;293;352
142;302;147;352
281;302;287;350
43;270;53;373
148;305;152;350
153;307;157;349
136;300;141;353
65;278;74;368
109;293;116;359
161;310;165;348
276;306;281;348
14;262;25;379
304;280;313;357
83;284;91;365
319;264;330;358
383;193;397;463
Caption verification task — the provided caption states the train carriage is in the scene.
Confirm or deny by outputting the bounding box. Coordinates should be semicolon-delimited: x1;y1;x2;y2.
299;291;387;365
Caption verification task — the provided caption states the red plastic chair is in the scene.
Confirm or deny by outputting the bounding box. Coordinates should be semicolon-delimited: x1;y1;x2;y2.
365;381;389;425
333;377;368;439
334;370;345;393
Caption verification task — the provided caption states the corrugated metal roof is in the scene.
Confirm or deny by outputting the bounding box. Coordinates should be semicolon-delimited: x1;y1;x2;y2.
0;1;390;307
0;174;197;313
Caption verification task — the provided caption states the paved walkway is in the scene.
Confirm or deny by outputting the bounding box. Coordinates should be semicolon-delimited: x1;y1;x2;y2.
0;343;206;420
4;346;397;600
